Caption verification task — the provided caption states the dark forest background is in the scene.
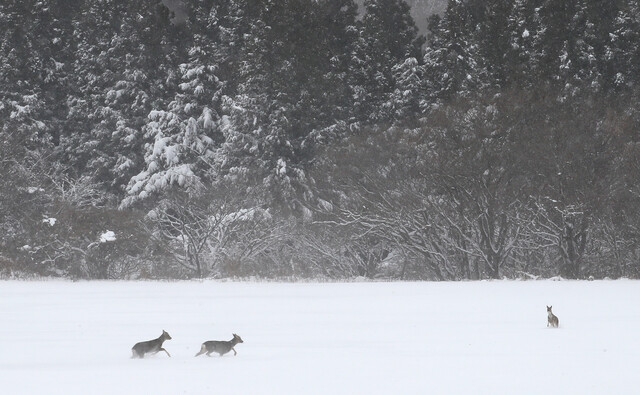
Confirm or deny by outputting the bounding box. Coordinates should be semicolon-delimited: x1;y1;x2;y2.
2;0;640;280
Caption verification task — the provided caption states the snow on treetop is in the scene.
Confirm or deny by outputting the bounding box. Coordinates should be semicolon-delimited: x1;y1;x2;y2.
42;217;57;226
27;187;45;194
277;158;287;176
163;144;180;165
220;207;271;226
100;231;116;243
152;134;171;158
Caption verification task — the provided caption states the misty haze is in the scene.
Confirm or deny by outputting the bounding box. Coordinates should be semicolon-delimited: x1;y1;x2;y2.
1;0;639;394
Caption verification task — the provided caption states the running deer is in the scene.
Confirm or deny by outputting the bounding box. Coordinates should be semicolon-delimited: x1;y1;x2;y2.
131;330;172;358
195;333;244;357
547;306;559;328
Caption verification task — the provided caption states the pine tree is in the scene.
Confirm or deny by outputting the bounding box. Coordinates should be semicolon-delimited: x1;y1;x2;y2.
422;0;488;107
352;0;425;123
564;0;601;97
0;0;76;146
64;0;178;197
389;57;424;124
360;0;424;63
470;0;513;87
528;0;571;88
607;0;640;91
504;0;544;88
122;1;228;207
221;0;359;212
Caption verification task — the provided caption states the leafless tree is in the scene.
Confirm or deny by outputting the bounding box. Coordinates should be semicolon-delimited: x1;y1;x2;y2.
146;186;279;278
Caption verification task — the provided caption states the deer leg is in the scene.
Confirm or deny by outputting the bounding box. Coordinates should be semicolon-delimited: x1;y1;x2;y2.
232;347;237;356
160;348;171;357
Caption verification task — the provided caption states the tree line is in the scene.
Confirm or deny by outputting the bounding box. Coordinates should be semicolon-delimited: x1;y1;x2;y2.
2;0;640;280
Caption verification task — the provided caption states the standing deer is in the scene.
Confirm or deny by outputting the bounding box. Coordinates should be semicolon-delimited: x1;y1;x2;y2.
195;333;244;357
547;306;559;328
131;330;172;358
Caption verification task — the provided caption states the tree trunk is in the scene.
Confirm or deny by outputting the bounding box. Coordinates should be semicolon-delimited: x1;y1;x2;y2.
558;220;588;279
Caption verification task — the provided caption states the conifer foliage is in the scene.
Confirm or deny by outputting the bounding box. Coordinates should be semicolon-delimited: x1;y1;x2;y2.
2;0;640;280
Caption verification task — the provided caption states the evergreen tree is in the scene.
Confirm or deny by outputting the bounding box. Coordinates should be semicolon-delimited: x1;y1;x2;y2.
122;1;228;207
0;0;76;146
470;0;513;87
352;0;424;123
221;0;359;212
607;0;640;91
560;0;601;98
62;0;178;197
423;0;487;107
389;57;424;124
504;0;544;88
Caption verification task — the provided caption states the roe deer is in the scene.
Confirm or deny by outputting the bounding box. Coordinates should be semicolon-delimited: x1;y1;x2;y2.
131;330;172;358
195;333;244;357
547;306;559;328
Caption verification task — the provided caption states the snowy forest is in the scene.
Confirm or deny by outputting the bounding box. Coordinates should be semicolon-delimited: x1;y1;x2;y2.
2;0;640;281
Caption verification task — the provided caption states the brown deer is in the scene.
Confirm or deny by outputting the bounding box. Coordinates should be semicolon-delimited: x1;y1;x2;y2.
131;330;172;358
195;333;244;357
547;306;559;328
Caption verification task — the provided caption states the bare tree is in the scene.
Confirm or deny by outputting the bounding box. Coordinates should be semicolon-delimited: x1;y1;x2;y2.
146;187;277;278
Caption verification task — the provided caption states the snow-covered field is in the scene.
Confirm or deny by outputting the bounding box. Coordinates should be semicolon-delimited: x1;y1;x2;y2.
1;280;638;394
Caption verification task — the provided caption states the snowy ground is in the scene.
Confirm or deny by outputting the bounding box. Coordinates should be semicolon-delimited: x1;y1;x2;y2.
1;280;638;394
